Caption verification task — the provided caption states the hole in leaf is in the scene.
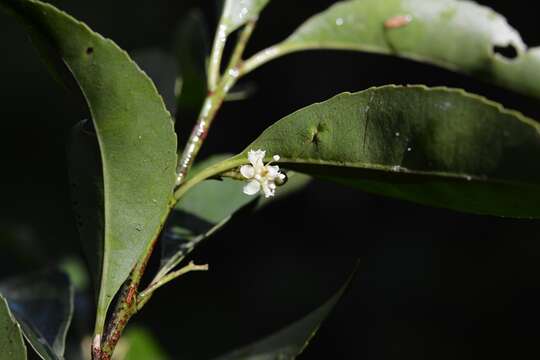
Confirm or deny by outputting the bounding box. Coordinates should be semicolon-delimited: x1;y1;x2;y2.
86;47;94;55
493;44;518;59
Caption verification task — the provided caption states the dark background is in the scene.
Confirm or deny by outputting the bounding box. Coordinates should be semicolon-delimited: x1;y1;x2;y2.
1;1;540;359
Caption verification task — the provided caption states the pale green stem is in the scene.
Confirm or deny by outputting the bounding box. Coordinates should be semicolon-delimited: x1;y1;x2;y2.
174;85;230;186
228;20;256;70
175;156;245;201
240;43;300;76
137;262;209;311
208;24;227;92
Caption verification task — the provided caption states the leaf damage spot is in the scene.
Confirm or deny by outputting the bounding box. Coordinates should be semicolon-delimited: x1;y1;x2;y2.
310;123;327;147
310;130;320;146
86;47;94;55
384;15;412;29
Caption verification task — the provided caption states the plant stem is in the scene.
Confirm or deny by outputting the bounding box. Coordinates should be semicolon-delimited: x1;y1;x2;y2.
97;231;162;360
175;155;245;200
137;262;208;311
174;84;230;187
175;20;257;187
228;20;256;72
208;24;227;92
240;43;298;76
95;21;257;360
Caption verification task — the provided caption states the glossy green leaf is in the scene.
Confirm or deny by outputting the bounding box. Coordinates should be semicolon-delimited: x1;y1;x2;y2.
0;270;74;360
233;86;540;219
261;0;540;99
221;0;270;35
0;0;178;333
159;155;310;278
121;327;168;360
0;295;27;360
212;270;354;360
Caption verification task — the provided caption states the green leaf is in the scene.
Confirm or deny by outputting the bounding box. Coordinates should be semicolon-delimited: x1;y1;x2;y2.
212;269;355;360
0;270;74;360
159;155;310;278
221;0;270;35
121;327;168;360
266;0;540;99
233;85;540;219
1;0;178;333
0;295;27;360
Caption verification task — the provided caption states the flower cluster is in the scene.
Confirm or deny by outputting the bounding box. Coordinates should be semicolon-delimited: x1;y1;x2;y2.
240;149;285;198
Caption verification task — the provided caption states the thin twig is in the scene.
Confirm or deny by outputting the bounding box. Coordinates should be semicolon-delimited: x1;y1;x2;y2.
137;262;209;311
240;43;298;76
208;24;227;92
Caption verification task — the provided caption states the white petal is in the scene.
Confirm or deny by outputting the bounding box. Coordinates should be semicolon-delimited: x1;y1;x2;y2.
240;165;255;179
248;149;265;167
261;182;275;198
266;165;280;178
243;180;261;196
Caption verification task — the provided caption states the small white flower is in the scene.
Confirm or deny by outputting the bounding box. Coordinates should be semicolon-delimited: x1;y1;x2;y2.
240;149;286;198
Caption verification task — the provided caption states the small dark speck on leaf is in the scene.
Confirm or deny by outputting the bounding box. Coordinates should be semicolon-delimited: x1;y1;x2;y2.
86;47;94;55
